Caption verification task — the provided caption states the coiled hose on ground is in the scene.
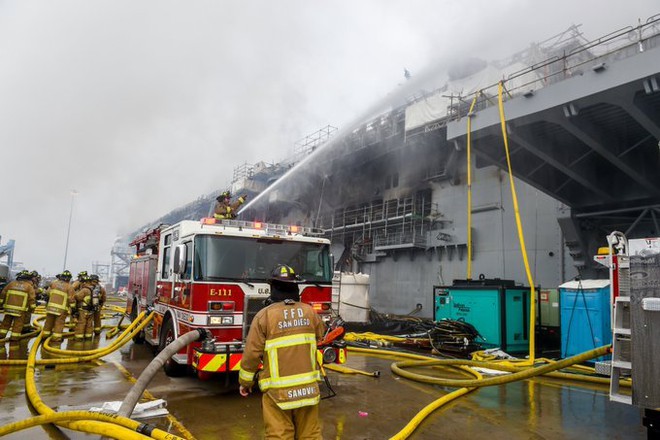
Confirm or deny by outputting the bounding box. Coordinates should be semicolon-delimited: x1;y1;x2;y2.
0;311;187;439
345;344;613;440
0;311;153;366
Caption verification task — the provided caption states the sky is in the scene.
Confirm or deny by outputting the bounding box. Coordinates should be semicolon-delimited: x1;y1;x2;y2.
0;0;657;277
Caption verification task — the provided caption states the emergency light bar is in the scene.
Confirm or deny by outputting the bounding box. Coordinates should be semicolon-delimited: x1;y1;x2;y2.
199;218;322;236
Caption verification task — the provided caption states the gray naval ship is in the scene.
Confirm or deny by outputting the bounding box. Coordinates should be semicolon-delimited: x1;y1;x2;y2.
122;15;660;319
239;15;660;316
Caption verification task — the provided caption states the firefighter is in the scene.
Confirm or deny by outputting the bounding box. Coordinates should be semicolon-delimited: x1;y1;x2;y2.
213;191;247;220
24;270;42;332
42;270;75;342
89;274;107;335
239;264;325;440
0;270;36;341
73;275;96;340
71;271;88;292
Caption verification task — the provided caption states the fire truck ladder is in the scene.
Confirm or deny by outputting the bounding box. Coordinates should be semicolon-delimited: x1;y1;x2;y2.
610;255;632;404
331;271;341;318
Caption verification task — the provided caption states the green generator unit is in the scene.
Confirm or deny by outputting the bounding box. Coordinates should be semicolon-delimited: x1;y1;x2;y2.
434;278;531;353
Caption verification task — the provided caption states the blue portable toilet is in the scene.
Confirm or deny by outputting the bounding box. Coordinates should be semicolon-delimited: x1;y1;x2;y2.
558;279;611;360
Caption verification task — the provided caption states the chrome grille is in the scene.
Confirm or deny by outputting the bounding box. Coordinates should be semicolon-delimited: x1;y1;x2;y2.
243;296;268;340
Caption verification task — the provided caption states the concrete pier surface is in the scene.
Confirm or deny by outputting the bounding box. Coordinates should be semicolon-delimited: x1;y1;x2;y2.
0;332;644;439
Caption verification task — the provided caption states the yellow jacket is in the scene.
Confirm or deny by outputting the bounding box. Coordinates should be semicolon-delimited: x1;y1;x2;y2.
45;279;75;315
239;300;325;410
1;280;36;316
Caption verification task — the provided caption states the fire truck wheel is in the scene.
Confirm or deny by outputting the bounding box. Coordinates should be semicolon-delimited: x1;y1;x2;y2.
159;317;187;377
130;301;145;344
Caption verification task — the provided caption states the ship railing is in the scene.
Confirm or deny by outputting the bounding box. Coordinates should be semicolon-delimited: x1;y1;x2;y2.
447;14;660;120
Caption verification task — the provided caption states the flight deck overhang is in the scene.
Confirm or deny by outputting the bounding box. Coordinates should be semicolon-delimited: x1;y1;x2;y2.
446;41;660;212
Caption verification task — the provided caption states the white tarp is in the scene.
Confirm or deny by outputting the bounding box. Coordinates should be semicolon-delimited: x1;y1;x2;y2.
405;92;450;131
404;61;543;131
338;272;370;323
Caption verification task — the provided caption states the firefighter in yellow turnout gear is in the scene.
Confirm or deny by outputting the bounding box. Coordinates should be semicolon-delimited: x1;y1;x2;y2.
239;265;325;440
0;270;36;340
73;275;100;340
24;270;42;332
89;274;106;335
213;191;247;220
71;271;88;292
42;270;76;341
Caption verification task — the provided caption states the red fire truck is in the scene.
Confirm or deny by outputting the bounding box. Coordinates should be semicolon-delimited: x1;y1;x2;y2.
127;218;346;378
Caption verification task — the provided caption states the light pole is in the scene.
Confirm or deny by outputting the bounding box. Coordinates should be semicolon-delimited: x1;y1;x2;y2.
63;190;78;271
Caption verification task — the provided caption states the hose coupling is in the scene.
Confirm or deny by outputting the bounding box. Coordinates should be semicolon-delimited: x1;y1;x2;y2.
196;328;210;340
136;423;155;436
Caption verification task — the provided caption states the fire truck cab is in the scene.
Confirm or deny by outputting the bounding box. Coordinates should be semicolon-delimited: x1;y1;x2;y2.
127;218;346;378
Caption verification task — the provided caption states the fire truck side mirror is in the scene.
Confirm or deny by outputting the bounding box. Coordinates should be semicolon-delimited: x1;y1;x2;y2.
173;244;187;275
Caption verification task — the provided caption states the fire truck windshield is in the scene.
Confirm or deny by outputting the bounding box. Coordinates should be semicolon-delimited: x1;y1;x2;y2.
193;235;333;283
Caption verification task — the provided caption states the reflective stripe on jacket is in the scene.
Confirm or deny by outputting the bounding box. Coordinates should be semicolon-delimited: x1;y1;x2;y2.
1;280;36;316
46;280;73;315
239;300;325;410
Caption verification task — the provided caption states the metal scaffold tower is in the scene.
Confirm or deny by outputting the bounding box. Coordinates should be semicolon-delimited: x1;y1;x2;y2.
91;261;111;284
232;162;254;184
293;125;338;158
110;239;132;290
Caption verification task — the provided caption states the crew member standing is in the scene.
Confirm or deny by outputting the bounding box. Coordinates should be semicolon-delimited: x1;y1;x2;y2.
239;265;325;440
71;271;88;292
42;270;75;342
0;270;36;341
213;191;247;220
73;275;95;340
24;270;42;332
89;274;107;336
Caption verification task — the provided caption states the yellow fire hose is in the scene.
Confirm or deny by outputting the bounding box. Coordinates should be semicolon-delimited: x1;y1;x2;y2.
2;312;183;439
391;345;610;388
388;345;611;439
106;313;128;339
22;332;185;440
345;344;621;439
41;311;149;356
0;314;43;343
0;411;160;438
0;303;122;343
0;308;193;438
324;363;380;377
0;300;190;438
343;332;428;347
0;312;152;366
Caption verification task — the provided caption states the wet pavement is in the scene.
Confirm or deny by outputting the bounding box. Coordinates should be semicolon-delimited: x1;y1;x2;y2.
0;316;646;439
